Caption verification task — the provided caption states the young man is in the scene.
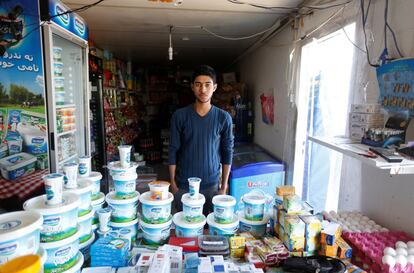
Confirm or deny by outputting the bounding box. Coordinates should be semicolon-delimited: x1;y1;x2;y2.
168;65;234;215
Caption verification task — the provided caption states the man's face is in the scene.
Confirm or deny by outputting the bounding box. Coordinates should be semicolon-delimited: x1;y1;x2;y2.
191;75;217;104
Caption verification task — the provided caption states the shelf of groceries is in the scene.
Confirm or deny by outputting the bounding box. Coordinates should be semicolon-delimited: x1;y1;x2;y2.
308;135;414;175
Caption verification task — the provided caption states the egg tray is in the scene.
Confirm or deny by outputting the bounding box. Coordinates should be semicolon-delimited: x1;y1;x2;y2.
342;231;414;273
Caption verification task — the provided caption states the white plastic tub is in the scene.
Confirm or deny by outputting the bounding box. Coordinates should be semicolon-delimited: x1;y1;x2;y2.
242;194;266;221
173;212;206;238
181;193;205;223
63;252;84;273
81;171;103;197
0;152;36;181
16;123;48;155
107;161;138;177
238;212;269;237
0;211;43;264
112;173;138;198
109;218;138;247
140;191;173;224
78;209;93;244
41;230;80;273
139;218;172;246
212;195;236;224
64;180;93;217
148;181;170;200
91;192;105;226
24;192;80;243
207;212;239;236
106;191;139;223
79;232;95;262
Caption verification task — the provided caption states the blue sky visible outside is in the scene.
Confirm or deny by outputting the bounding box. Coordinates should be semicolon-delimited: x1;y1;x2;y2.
0;0;45;97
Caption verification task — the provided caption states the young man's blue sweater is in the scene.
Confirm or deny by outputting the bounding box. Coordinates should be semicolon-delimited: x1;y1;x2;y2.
168;105;234;190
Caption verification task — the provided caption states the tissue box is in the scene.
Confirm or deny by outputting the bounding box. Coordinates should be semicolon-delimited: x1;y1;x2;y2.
283;234;305;252
283;195;303;214
300;215;322;238
284;215;305;237
304;236;320;252
321;222;342;246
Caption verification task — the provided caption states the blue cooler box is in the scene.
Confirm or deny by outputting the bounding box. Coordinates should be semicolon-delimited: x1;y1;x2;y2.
230;151;285;211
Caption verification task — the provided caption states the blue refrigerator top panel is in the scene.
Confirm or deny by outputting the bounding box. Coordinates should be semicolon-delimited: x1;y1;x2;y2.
232;151;284;173
233;143;264;154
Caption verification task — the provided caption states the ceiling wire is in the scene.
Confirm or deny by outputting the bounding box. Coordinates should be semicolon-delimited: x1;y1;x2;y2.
226;0;354;11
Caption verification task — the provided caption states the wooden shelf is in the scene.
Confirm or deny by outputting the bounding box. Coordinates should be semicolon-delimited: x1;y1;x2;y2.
308;136;414;175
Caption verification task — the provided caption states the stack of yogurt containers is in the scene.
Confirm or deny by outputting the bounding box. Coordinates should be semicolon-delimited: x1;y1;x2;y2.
238;191;270;237
62;159;95;261
53;46;65;105
208;194;239;236
173;177;207;238
24;173;83;273
139;180;173;245
107;145;140;248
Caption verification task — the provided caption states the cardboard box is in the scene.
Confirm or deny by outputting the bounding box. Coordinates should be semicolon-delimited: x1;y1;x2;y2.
320;244;338;257
276;185;295;196
300;215;322;238
283;234;305;252
304;236;320;252
283;195;303;214
351;104;381;113
321;222;342;246
284;215;305;237
336;237;352;259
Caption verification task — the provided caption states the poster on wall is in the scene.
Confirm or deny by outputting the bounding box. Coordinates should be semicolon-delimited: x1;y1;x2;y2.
0;0;49;182
260;91;274;125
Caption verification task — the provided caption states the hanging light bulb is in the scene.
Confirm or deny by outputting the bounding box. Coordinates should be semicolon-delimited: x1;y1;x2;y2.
168;26;173;61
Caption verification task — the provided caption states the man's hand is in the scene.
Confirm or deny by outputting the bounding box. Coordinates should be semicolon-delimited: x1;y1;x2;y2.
218;186;227;195
170;182;179;194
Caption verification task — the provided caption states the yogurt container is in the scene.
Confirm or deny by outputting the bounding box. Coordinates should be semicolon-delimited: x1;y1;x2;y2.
78;209;93;244
0;152;36;181
106;191;139;223
212;195;236;224
238;212;269;237
109;218;138;247
53;47;62;60
43;173;64;206
182;193;205;223
54;62;64;77
207;213;239;236
107;161;138;177
0;211;43;264
64;180;93;217
16;123;48;155
54;77;65;92
78;156;91;178
83;171;103;197
188;177;201;198
173;212;206;238
38;246;47;270
242;194;266;221
118;145;132;168
112;173;138;198
24;193;80;243
55;91;65;105
148;181;170;200
41;230;80;273
79;232;94;262
63;163;78;189
139;218;172;246
140;191;173;224
64;252;83;273
91;192;105;226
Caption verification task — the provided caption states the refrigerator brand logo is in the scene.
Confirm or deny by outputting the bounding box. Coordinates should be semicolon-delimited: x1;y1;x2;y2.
55;4;70;26
247;181;269;188
74;17;85;36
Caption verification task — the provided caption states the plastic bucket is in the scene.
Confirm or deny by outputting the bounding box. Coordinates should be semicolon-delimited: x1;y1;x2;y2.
181;193;205;223
173;212;206;238
24;193;80;243
139;218;172;246
242;193;266;221
79;171;102;198
148;181;170;200
107;161;138;177
109;218;138;244
238;212;269;237
212;195;236;224
79;232;95;263
64;180;93;217
112;173;138;198
78;209;93;244
106;191;139;223
207;212;238;236
139;191;174;224
0;211;43;264
41;230;80;273
91;193;105;226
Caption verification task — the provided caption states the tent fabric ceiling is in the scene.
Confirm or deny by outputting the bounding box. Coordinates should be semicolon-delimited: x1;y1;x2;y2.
64;0;304;67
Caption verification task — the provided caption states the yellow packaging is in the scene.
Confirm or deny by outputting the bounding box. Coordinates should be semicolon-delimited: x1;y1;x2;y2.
290;251;303;257
276;185;295;196
336;237;352;259
283;233;305;252
320;244;338;257
300;215;322;238
284;215;305;237
230;247;245;259
305;236;320;252
239;232;256;242
321;222;342;246
230;236;246;249
278;209;286;228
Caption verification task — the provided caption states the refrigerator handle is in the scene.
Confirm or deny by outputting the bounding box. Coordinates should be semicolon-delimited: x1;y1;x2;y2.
50;132;55;151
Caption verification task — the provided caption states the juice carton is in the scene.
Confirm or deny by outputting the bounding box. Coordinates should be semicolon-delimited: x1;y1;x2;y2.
320;244;338;258
304;236;320;252
336;237;352;259
284;215;305;237
283;195;303;214
321;222;342;246
283;233;305;252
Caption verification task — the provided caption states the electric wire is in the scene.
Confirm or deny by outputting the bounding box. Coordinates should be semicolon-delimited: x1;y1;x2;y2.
384;0;404;58
227;0;353;11
360;0;378;67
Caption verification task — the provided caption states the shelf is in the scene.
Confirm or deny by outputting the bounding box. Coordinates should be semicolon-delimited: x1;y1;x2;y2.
57;129;76;138
56;104;76;109
58;153;78;166
308;136;414;175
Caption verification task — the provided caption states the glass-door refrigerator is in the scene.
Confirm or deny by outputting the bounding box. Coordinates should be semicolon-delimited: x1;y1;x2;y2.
40;0;90;172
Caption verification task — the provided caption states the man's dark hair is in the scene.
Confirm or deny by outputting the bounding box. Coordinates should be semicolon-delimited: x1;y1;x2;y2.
192;65;217;84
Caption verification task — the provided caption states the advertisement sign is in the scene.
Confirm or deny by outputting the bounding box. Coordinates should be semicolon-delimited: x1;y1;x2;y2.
0;0;49;181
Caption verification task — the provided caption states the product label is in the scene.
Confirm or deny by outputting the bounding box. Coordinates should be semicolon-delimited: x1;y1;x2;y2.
43;216;61;227
0;220;21;230
54;245;75;265
78;163;87;175
0;242;18;256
